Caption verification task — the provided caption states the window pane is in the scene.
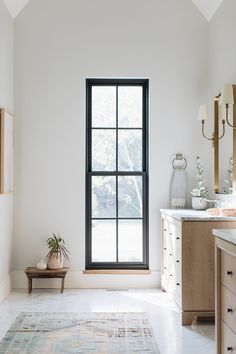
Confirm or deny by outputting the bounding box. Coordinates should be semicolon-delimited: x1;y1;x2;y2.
118;86;142;127
92;129;116;171
118;220;143;262
92;176;116;218
118;176;142;218
92;86;116;127
118;130;142;171
92;220;116;262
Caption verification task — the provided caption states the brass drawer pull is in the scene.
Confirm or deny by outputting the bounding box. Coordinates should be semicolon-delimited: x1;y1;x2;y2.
227;308;233;313
227;270;233;276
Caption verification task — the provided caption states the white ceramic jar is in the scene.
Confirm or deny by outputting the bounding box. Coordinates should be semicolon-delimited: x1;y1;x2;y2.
36;259;47;270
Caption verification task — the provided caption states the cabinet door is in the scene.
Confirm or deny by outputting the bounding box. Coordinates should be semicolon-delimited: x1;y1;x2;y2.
161;220;169;290
221;321;236;354
182;222;215;311
162;218;182;298
221;285;236;333
221;250;236;296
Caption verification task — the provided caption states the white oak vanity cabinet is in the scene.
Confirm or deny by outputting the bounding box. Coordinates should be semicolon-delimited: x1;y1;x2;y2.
214;230;236;354
161;210;236;325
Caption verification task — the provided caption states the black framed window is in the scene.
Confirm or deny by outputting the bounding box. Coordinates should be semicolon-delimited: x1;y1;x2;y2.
86;79;149;270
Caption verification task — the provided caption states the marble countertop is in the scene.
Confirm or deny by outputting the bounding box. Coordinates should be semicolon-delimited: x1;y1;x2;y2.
161;209;236;221
213;229;236;245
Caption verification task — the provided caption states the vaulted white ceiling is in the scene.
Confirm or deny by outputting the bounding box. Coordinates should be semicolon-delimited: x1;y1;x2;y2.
191;0;224;21
2;0;224;21
3;0;31;18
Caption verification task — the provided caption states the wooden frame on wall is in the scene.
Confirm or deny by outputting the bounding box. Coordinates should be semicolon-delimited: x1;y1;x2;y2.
214;85;236;194
0;108;14;194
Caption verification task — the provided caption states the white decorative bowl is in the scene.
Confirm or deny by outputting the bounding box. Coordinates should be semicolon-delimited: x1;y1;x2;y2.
36;259;47;270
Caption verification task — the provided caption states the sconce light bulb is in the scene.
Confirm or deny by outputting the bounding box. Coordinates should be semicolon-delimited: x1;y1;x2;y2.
220;103;227;121
221;84;234;105
198;105;208;121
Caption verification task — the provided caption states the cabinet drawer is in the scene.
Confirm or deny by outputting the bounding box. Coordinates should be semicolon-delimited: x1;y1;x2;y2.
163;246;168;266
163;221;168;249
168;231;182;260
221;250;236;295
175;246;181;262
221;321;236;353
163;219;182;240
173;285;181;307
221;285;236;332
175;259;181;282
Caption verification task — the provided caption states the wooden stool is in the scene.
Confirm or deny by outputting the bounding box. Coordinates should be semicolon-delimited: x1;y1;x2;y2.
24;267;68;293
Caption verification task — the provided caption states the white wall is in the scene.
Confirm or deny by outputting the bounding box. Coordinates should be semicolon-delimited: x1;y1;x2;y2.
13;0;209;288
208;0;236;197
209;0;236;92
0;0;13;299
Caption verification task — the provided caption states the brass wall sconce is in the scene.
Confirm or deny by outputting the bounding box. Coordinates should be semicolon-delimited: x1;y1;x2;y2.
198;85;235;145
198;103;225;146
221;84;235;129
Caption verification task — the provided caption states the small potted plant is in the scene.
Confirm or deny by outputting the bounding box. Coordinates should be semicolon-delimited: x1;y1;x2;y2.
46;233;69;270
191;156;208;210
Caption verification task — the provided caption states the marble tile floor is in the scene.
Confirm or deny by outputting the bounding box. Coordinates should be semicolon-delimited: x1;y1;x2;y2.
0;289;215;354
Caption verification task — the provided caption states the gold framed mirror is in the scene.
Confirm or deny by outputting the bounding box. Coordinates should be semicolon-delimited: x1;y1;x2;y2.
214;85;236;194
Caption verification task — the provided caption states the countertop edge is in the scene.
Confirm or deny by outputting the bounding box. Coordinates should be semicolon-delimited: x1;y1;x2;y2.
160;209;236;222
213;229;236;246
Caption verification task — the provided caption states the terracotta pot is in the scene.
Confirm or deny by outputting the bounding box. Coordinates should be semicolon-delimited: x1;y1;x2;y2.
192;196;208;210
47;252;63;270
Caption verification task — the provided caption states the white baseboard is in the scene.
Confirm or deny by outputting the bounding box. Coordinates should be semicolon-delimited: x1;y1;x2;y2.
0;274;12;303
11;270;161;289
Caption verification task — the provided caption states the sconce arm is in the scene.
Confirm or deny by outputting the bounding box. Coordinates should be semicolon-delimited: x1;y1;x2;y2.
201;121;213;141
219;120;226;139
226;114;236;129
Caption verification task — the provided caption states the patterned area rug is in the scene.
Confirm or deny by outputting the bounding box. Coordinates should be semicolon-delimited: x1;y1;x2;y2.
0;312;159;353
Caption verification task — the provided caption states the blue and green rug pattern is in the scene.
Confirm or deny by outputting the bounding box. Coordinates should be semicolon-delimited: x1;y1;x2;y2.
0;312;159;353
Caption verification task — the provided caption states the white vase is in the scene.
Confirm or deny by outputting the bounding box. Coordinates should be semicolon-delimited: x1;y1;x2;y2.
36;259;47;270
192;196;208;210
47;252;64;270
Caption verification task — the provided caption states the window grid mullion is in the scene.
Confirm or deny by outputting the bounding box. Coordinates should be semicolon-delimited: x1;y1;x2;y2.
92;217;143;220
89;171;146;176
116;86;119;262
91;127;143;130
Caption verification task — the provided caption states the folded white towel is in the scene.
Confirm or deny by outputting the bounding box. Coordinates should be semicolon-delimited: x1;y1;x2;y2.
171;167;187;209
